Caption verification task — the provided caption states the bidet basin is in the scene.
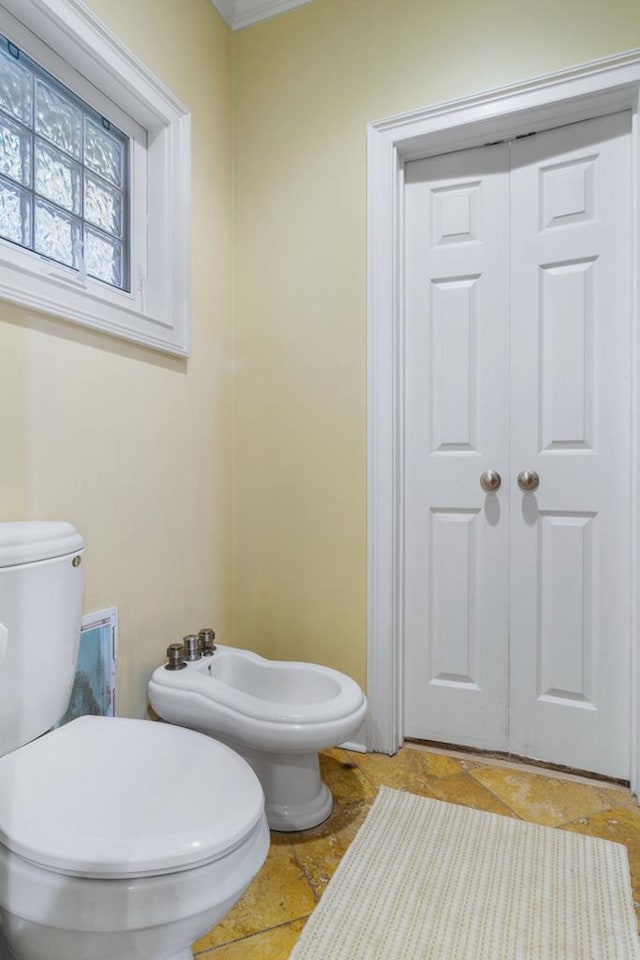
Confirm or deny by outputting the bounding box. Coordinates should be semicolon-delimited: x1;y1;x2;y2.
149;644;367;830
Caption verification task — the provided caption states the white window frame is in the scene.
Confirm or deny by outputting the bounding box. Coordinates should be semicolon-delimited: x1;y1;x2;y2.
0;0;191;356
367;48;640;799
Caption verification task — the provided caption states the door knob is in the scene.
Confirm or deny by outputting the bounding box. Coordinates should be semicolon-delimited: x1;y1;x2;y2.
480;470;501;492
517;469;539;492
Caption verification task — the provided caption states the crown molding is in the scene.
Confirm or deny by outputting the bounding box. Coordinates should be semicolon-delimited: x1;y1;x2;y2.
211;0;312;30
211;0;236;25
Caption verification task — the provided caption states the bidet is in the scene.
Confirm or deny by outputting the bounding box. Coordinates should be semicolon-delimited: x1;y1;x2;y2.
149;638;367;830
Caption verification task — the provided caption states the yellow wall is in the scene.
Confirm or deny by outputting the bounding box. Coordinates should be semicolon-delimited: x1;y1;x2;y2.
4;0;640;717
0;0;232;717
231;0;640;688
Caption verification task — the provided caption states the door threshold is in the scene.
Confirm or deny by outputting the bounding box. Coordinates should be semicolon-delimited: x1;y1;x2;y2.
404;737;630;789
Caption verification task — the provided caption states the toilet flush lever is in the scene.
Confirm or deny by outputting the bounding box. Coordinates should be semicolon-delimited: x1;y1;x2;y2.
0;621;7;666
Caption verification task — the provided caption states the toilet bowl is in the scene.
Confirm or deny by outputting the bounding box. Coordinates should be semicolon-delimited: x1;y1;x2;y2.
0;717;269;960
148;644;368;831
0;522;270;960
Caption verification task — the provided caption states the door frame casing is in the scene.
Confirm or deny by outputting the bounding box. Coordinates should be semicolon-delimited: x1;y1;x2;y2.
366;49;640;794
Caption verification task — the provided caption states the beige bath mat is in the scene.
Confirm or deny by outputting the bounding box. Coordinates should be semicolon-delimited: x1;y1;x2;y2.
289;786;640;959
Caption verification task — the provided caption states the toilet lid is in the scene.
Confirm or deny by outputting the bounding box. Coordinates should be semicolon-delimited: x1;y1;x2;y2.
0;717;265;879
0;521;84;567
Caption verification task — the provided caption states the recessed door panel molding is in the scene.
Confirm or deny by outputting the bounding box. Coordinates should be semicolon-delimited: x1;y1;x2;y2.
430;276;479;453
539;156;596;230
429;509;480;688
430;181;481;246
539;257;596;451
536;511;597;707
404;111;631;778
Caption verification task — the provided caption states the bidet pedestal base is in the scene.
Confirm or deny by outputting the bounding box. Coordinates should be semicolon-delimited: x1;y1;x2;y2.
220;741;334;832
267;779;333;832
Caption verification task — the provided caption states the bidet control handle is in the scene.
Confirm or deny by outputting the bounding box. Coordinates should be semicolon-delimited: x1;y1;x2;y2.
183;634;201;661
198;628;216;656
165;642;187;671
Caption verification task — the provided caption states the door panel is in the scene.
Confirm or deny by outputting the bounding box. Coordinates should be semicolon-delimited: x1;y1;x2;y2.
538;258;595;451
403;144;510;748
429;508;481;686
429;276;480;452
509;113;631;777
536;511;597;704
404;113;632;777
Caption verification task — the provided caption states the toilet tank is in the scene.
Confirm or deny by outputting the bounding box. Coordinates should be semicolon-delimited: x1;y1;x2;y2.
0;522;85;757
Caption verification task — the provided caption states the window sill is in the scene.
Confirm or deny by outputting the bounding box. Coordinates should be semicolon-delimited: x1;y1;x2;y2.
0;0;192;357
0;250;188;355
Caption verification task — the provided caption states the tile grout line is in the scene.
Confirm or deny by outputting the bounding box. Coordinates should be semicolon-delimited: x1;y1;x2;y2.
463;767;620;827
470;775;612;826
459;768;527;821
349;756;529;821
288;836;323;904
192;913;312;956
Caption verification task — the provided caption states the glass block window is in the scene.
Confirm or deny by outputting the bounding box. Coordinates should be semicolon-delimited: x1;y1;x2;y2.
0;34;129;291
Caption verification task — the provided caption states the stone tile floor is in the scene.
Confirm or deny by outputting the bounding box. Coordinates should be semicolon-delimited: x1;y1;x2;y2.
192;744;640;958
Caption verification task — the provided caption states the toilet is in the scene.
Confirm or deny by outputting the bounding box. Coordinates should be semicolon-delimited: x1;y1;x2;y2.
0;522;269;960
148;642;367;831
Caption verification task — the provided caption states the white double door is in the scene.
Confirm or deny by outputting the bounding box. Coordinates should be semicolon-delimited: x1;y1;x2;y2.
403;112;632;779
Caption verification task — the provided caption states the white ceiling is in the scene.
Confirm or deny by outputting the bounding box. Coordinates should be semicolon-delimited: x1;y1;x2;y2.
212;0;312;30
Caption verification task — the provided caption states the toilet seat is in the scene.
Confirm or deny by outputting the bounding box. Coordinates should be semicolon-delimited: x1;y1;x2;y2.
0;716;265;879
